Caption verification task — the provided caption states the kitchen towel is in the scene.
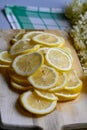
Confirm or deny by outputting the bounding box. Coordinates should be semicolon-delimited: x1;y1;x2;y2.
4;5;70;30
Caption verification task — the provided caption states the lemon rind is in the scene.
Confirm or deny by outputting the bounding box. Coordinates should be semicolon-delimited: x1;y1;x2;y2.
28;65;58;90
46;48;72;71
20;91;57;115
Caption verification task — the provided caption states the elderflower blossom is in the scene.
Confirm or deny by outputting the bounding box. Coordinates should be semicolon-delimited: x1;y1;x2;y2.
71;12;87;76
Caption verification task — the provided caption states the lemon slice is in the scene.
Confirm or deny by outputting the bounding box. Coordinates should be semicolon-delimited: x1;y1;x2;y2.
19;90;57;115
23;31;43;40
10;32;26;45
61;46;72;54
58;47;73;62
10;39;40;55
0;51;13;64
56;37;65;47
34;89;58;101
0;64;10;68
49;72;67;92
46;48;72;71
28;65;58;90
65;70;83;93
10;38;17;45
37;47;50;65
32;32;65;47
37;47;49;55
10;80;32;91
55;90;80;101
12;52;43;76
10;74;30;86
14;31;26;40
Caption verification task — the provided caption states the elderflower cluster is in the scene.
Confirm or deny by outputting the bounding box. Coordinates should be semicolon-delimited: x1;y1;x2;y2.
70;12;87;76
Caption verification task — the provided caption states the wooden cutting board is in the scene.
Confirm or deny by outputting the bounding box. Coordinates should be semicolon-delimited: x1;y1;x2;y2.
0;30;87;130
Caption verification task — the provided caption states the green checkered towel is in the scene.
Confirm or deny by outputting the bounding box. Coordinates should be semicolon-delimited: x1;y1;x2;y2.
4;5;71;30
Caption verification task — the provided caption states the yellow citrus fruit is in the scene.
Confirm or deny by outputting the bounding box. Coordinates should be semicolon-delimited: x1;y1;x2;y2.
37;47;49;65
64;70;83;93
37;47;49;56
58;47;73;62
22;31;43;40
10;74;30;86
32;32;65;47
55;90;80;101
28;65;58;90
10;32;26;45
0;51;13;64
12;52;43;76
10;80;32;91
34;89;58;101
19;90;57;115
0;64;10;68
56;36;65;47
10;38;17;45
14;31;26;40
61;46;72;53
46;48;72;71
49;72;67;92
10;39;40;55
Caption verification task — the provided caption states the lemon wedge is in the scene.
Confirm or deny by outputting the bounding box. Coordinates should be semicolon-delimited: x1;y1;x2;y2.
28;65;58;90
12;52;43;76
19;90;57;115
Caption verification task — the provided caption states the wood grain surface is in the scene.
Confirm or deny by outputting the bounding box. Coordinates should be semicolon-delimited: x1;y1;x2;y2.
0;30;87;130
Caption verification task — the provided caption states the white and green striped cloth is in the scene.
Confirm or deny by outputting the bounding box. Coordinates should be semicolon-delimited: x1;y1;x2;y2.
4;5;71;30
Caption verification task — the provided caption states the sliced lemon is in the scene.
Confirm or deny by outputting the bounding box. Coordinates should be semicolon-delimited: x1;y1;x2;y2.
10;39;40;55
37;47;49;65
34;89;58;101
10;74;30;86
64;70;83;93
23;31;43;40
32;32;65;47
49;72;67;92
37;47;49;56
9;68;31;85
19;90;57;115
10;38;17;45
0;51;13;64
55;90;80;101
58;47;73;62
10;80;32;91
28;65;58;90
61;46;72;53
46;48;72;71
12;52;43;76
0;64;10;68
10;32;26;45
56;36;65;47
14;31;26;40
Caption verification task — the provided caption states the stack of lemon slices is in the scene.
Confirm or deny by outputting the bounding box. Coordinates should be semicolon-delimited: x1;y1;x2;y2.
0;31;83;115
